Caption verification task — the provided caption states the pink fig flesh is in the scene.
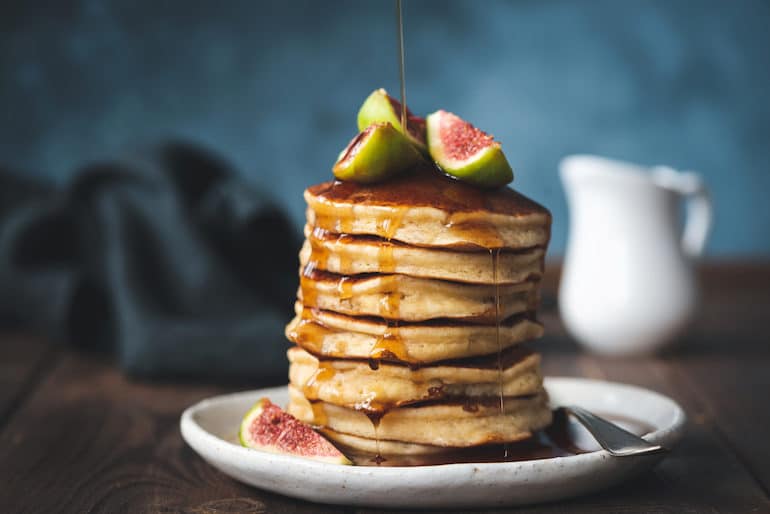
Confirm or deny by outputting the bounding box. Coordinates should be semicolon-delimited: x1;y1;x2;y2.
239;398;351;465
426;110;513;188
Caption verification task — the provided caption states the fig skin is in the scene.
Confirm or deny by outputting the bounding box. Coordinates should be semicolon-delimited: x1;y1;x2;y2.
333;122;424;184
426;110;513;188
239;398;352;465
357;88;427;153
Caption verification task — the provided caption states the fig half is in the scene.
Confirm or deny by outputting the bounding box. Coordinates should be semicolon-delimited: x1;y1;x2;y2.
333;122;423;183
426;110;513;188
357;88;427;153
239;398;352;464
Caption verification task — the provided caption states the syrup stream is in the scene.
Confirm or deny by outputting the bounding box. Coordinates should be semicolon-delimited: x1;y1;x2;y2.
492;248;508;459
396;0;407;130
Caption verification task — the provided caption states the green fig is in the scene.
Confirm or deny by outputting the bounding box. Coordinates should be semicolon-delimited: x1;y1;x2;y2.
426;110;513;188
333;122;423;183
357;88;427;153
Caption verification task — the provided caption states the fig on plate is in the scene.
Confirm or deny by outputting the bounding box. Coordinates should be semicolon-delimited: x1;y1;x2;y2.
239;398;351;465
333;122;423;183
357;88;427;153
426;110;513;188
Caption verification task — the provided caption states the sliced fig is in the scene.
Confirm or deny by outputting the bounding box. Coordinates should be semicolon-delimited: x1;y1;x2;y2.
333;122;423;183
426;110;514;188
357;88;427;152
239;398;351;465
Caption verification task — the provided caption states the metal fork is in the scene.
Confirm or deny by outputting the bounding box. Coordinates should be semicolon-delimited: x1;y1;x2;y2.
559;405;667;457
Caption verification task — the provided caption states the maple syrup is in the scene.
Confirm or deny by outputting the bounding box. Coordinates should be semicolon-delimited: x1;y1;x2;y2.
337;276;354;300
379;243;396;273
491;248;508;458
369;322;407;367
363;409;387;464
307;170;548;233
378;206;407;239
303;360;336;397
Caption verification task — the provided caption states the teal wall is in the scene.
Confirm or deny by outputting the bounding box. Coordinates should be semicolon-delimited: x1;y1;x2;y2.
2;0;769;255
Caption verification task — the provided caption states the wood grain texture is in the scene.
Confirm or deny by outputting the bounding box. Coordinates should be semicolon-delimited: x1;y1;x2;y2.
0;352;349;514
1;263;769;513
0;335;54;427
670;263;770;496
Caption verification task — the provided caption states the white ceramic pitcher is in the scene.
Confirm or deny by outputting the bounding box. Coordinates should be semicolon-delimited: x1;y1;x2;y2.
558;155;712;356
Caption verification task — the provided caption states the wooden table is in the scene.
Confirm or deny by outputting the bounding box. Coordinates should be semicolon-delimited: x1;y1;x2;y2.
1;263;769;513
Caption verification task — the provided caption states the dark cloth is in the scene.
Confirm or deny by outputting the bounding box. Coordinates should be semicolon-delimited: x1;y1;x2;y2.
0;142;299;380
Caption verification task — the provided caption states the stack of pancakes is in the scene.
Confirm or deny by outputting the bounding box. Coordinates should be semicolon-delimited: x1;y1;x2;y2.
285;169;552;459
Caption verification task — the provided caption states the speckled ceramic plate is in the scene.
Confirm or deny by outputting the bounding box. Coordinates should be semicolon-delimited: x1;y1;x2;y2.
180;377;685;508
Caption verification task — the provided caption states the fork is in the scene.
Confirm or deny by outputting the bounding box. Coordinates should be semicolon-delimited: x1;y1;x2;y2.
558;405;667;457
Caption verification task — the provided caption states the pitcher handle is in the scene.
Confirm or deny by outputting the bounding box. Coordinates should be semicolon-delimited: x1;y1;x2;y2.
652;166;712;259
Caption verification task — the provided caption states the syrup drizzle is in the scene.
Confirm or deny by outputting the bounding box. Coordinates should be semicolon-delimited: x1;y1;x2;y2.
492;247;508;459
300;261;319;307
363;213;406;464
300;228;330;309
338;275;354;300
304;358;385;464
304;360;336;398
364;410;386;464
287;313;339;357
395;0;407;130
340;203;354;233
370;278;405;365
370;320;405;364
379;241;396;273
377;206;407;240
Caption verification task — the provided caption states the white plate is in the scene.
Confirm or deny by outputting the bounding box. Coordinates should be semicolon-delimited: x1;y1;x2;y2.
180;377;685;508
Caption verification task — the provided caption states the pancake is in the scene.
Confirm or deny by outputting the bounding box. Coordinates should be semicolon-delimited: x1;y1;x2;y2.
286;304;544;363
301;226;545;285
305;167;551;250
288;346;543;410
320;429;555;460
299;268;538;322
321;429;455;456
287;385;552;447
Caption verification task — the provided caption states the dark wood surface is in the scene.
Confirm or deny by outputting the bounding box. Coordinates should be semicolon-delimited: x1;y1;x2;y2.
1;263;769;513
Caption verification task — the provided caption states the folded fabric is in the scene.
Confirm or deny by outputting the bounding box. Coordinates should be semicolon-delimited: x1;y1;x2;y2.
0;142;299;381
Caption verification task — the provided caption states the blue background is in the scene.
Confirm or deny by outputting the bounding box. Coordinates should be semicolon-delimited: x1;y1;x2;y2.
2;0;769;256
